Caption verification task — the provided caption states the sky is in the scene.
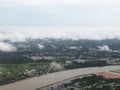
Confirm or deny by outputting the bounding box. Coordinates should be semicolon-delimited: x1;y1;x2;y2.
0;0;120;27
1;0;120;52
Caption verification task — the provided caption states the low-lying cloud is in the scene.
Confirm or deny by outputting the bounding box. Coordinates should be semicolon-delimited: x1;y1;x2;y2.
0;42;16;52
49;62;63;71
97;45;111;51
0;27;120;42
38;44;45;49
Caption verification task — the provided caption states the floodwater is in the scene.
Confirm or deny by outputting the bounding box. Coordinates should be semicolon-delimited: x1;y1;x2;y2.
0;65;120;90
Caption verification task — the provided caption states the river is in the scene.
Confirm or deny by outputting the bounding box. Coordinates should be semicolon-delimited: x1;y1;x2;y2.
0;65;120;90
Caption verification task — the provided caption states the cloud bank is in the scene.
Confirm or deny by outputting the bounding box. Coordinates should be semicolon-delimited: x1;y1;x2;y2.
0;26;120;52
0;27;120;42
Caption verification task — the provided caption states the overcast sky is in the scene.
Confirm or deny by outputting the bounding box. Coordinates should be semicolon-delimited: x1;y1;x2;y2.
0;0;120;27
0;0;120;52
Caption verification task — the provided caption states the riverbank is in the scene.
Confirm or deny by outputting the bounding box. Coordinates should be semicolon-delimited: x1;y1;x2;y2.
0;65;120;90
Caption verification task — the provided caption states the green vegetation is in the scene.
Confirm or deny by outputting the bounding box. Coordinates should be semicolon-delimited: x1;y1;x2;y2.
0;61;50;85
0;60;109;85
0;52;32;64
65;60;109;69
65;75;120;90
0;39;120;87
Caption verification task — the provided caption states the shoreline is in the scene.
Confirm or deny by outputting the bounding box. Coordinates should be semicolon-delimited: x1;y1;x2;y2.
0;65;120;90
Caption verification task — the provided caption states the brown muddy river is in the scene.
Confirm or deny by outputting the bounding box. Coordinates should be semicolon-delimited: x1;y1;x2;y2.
0;65;120;90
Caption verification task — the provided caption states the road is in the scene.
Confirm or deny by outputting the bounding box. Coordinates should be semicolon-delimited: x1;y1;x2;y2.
0;65;120;90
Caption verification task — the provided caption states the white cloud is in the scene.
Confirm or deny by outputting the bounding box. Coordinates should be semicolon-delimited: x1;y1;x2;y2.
0;42;16;52
50;62;63;71
38;44;45;49
69;46;77;50
97;45;111;51
0;0;120;7
0;27;120;42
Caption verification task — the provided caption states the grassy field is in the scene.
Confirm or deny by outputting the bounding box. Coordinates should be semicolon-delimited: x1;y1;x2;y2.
0;61;50;85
